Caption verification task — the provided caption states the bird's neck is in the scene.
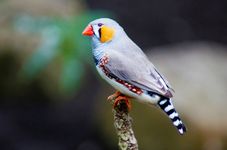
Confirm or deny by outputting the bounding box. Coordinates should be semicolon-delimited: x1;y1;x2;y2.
91;37;105;65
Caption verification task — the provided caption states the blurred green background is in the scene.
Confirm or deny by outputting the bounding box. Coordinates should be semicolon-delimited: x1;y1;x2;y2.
0;0;227;149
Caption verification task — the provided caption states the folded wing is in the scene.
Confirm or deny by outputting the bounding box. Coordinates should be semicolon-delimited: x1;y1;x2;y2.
104;51;174;98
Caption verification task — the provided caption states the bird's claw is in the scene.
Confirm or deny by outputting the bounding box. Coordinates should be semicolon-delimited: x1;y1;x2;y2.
108;91;131;110
107;91;121;101
113;96;131;111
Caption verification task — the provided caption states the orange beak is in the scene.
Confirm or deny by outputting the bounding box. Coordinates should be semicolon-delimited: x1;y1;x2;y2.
82;25;94;36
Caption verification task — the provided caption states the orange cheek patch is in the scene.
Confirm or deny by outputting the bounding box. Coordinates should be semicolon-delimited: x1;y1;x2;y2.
100;26;115;43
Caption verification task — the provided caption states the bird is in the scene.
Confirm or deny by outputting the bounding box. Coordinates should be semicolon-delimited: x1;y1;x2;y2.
82;18;187;135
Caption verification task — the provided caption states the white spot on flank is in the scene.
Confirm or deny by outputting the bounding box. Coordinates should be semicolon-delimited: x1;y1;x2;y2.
137;91;142;94
164;105;174;112
159;100;167;105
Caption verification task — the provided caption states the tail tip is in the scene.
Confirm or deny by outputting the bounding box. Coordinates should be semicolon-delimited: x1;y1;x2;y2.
178;124;187;135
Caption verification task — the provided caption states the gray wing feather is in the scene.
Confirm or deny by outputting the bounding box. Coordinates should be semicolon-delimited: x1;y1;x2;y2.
105;50;174;98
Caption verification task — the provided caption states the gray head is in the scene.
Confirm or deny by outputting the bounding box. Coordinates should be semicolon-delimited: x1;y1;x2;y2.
82;18;125;44
90;18;121;29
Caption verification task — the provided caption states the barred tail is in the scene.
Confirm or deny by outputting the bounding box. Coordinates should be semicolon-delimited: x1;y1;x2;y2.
158;98;187;135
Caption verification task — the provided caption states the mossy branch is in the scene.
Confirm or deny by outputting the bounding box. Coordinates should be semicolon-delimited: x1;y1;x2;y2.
110;97;139;150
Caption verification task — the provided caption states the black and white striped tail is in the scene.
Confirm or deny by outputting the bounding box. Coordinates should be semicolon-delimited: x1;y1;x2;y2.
158;98;187;135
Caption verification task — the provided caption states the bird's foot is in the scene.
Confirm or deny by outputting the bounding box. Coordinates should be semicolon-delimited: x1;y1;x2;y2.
108;91;131;110
113;96;131;111
107;91;121;101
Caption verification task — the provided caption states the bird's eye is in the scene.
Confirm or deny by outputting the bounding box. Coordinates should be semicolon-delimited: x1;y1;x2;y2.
98;23;103;27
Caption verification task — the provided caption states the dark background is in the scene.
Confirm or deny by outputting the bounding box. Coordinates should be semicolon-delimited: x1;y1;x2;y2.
87;0;227;48
0;0;227;150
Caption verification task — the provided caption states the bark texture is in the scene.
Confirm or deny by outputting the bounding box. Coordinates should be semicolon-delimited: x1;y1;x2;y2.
110;98;139;150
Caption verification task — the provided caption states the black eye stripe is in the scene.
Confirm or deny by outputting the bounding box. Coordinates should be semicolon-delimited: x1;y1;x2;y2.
98;28;101;38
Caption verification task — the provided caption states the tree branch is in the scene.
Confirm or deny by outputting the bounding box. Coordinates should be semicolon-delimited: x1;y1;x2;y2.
110;98;139;150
